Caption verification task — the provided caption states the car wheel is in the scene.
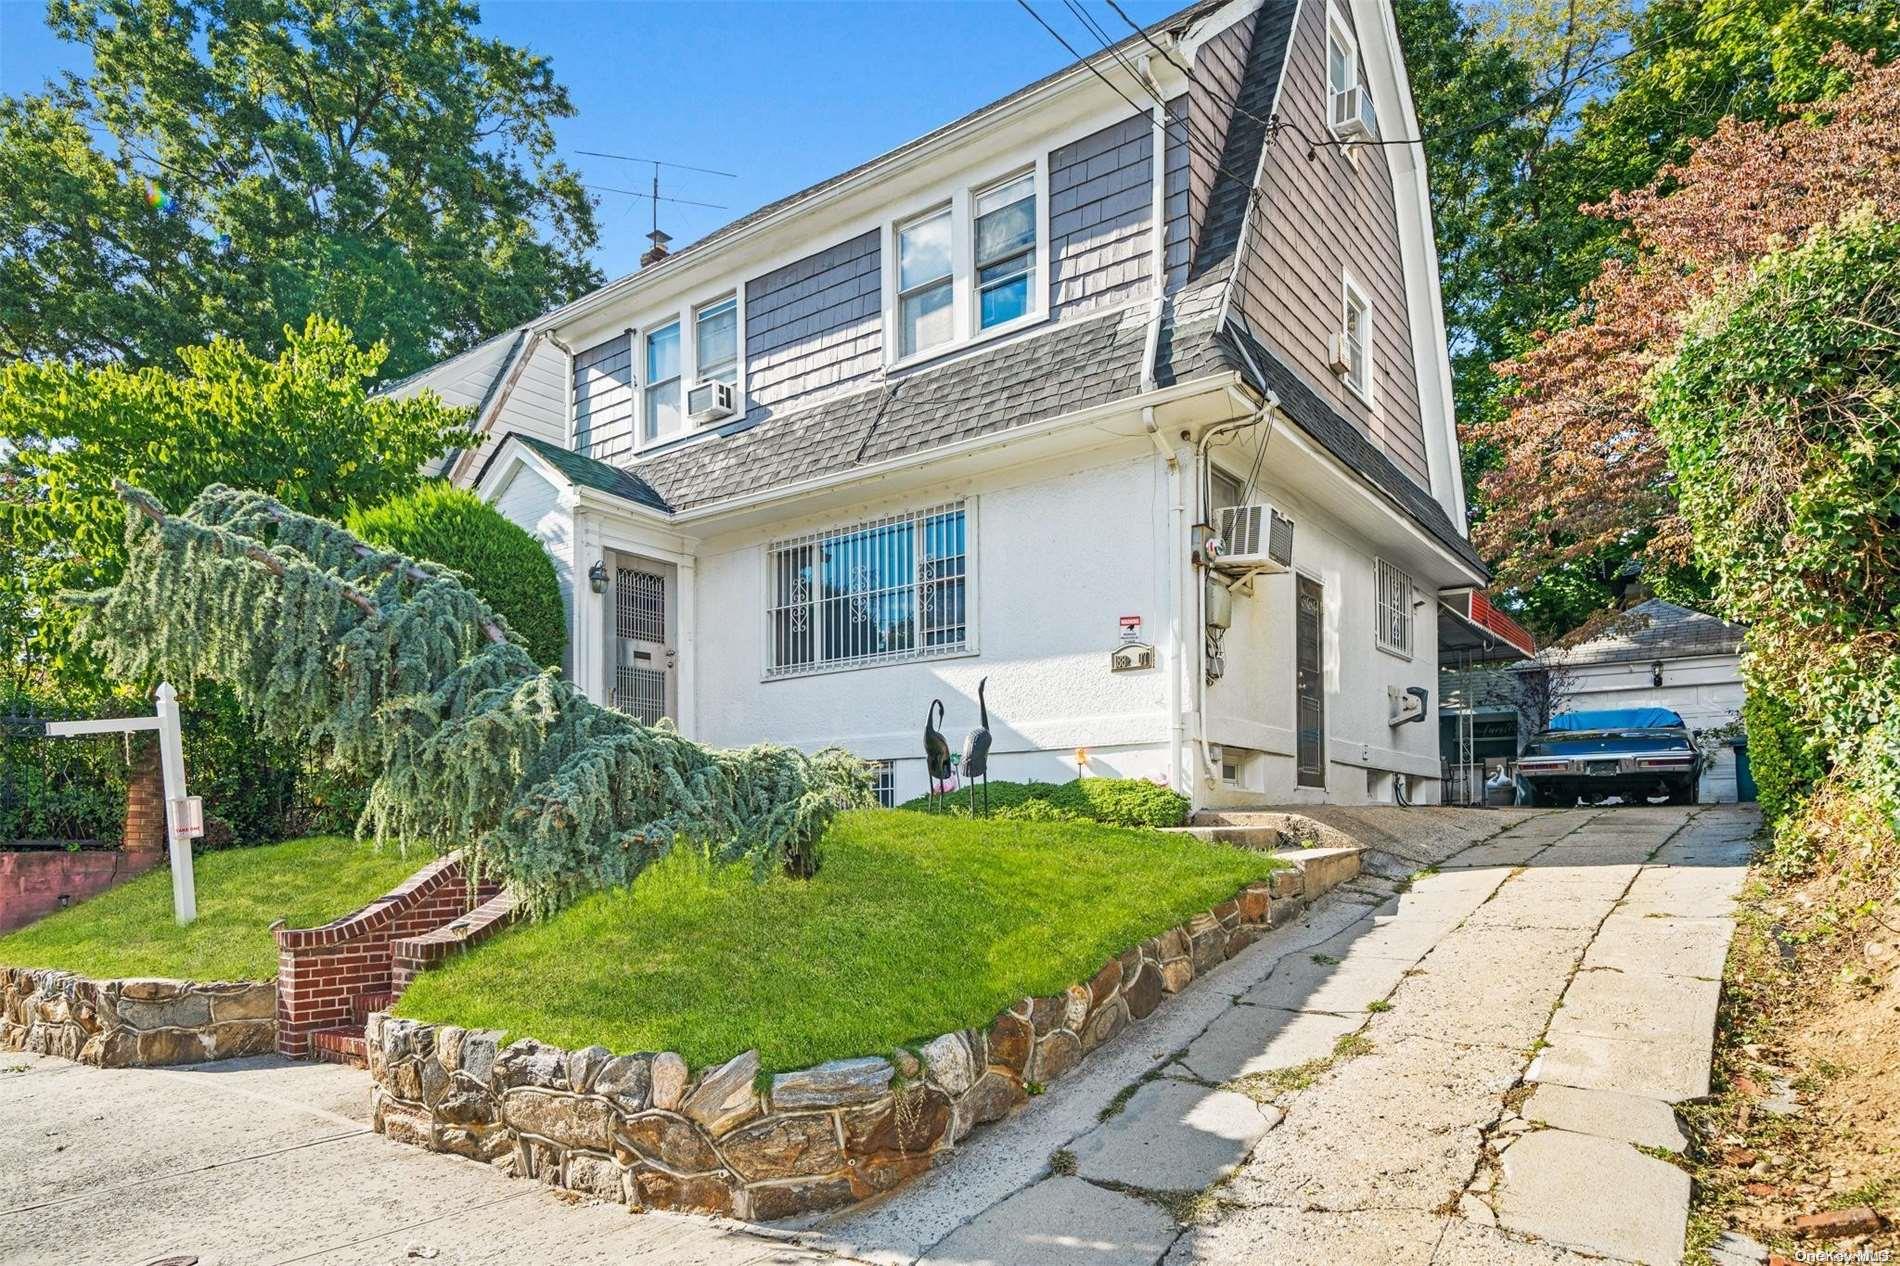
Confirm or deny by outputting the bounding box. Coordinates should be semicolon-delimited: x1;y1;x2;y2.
1667;780;1694;806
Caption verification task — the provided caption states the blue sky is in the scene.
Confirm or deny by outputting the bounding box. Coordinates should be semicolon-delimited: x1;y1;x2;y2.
0;0;1184;279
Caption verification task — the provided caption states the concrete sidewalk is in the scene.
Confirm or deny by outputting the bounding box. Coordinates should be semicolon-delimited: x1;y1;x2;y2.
1;805;1755;1265
0;1053;837;1265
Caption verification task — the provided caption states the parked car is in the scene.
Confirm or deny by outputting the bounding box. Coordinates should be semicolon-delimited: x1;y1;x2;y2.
1516;708;1705;806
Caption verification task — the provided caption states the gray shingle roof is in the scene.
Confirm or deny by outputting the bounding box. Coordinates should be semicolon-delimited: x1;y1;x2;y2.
1546;599;1746;667
513;435;671;512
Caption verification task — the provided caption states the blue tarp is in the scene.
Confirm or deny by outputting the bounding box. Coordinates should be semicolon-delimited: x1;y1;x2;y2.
1548;707;1686;732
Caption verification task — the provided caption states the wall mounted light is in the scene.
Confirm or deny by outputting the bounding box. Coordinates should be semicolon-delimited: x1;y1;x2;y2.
1651;660;1665;688
588;560;609;595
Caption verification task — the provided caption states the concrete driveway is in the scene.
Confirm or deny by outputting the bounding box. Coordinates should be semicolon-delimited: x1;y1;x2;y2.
2;805;1756;1265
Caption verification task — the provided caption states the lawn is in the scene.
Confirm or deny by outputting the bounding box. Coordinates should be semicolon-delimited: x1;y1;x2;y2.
0;836;426;981
394;808;1281;1072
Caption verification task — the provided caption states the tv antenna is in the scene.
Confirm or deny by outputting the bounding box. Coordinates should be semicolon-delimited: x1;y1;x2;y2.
576;151;738;265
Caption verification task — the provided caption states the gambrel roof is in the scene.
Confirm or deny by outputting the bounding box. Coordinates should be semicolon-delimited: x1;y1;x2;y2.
458;0;1480;576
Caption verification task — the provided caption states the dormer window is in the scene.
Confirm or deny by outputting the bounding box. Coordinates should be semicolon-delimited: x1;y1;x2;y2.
886;162;1046;367
695;296;738;385
898;207;955;358
975;173;1035;330
643;321;683;443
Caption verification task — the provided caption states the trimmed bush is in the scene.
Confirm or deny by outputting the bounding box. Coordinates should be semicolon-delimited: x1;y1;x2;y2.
902;778;1189;829
348;483;566;668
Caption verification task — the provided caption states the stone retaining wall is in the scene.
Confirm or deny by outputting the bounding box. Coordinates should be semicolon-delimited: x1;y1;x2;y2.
368;861;1326;1220
0;966;275;1066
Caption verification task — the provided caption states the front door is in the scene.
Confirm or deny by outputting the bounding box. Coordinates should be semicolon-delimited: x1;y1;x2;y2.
611;562;675;726
1296;575;1326;788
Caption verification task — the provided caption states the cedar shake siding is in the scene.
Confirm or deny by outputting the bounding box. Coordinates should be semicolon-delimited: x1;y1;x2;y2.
1164;95;1193;292
1228;0;1431;489
1049;112;1159;319
1183;10;1257;275
742;229;883;424
572;332;634;463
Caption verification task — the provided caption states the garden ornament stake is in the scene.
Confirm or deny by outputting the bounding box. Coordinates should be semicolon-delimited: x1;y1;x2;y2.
923;699;952;812
961;677;992;817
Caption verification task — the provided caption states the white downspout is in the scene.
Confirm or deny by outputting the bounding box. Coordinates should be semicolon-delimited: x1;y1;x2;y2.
1191;394;1279;791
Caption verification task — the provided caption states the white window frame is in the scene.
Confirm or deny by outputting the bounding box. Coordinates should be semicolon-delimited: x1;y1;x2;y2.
641;319;683;445
1374;556;1413;658
594;290;749;457
882;159;1049;370
1326;6;1364;144
895;204;956;361
1341;272;1374;405
762;499;978;680
693;293;740;387
869;759;897;808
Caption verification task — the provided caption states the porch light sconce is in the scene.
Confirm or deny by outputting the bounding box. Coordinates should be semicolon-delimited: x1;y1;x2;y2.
1651;660;1665;688
588;560;609;595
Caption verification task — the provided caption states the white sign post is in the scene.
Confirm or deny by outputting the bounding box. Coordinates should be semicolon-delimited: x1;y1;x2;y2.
45;681;199;924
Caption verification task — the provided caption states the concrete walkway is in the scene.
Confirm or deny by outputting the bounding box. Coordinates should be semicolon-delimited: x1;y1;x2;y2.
1;806;1755;1265
0;1053;836;1265
817;804;1758;1265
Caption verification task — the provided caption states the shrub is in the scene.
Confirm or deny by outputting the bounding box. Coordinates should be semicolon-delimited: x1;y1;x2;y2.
1741;686;1827;833
348;483;566;668
1652;212;1900;873
901;778;1189;829
992;798;1084;823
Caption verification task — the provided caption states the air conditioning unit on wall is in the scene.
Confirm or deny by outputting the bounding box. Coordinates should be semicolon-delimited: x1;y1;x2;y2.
1212;504;1295;575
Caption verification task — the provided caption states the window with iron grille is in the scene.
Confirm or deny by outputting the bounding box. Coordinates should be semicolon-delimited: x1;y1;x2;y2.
1375;557;1413;657
767;502;969;676
870;760;896;808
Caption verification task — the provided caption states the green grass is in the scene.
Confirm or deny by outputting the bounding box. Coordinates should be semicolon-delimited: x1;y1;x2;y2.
0;836;426;981
394;808;1280;1072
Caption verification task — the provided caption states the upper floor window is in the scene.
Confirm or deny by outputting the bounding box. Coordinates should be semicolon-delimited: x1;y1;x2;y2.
1327;9;1376;140
1339;274;1373;402
888;165;1044;366
898;208;955;358
643;321;682;443
1375;557;1413;657
975;173;1036;330
767;501;971;676
695;296;738;385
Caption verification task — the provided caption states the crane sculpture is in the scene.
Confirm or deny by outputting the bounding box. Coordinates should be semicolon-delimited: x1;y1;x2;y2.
961;677;992;816
923;699;953;812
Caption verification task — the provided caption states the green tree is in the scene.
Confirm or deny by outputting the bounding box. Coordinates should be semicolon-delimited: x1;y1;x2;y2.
348;483;567;669
0;0;601;378
0;315;474;679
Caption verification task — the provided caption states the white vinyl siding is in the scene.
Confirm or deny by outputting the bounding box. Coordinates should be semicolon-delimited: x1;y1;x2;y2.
767;502;970;677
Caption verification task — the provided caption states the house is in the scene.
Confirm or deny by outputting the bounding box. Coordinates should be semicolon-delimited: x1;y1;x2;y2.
393;0;1512;808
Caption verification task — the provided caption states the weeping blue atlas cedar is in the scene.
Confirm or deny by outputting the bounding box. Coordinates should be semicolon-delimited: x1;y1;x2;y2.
67;482;871;916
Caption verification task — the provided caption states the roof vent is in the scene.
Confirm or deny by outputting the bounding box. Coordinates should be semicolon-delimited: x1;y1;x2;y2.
641;227;673;267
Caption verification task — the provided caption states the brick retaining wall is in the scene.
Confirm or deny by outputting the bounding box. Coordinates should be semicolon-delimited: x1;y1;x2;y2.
0;848;165;935
274;855;502;1058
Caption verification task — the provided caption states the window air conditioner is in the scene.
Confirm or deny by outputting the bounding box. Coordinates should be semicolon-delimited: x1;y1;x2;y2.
1327;333;1352;375
1331;85;1371;138
1213;503;1295;574
687;380;736;424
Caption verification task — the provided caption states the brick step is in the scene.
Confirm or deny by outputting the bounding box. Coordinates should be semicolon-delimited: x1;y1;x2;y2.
310;1026;368;1068
351;991;394;1023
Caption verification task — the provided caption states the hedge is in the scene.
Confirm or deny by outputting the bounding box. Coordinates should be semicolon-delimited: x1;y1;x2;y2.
348;483;566;668
900;777;1190;828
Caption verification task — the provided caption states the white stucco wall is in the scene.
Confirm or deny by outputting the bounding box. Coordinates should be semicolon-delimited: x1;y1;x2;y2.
1555;654;1746;803
688;444;1174;804
1203;465;1442;806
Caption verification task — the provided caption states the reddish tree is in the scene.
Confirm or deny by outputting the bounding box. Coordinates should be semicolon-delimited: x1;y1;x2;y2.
1472;52;1900;590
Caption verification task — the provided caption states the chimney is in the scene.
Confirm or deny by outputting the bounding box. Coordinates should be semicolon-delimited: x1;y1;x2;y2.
641;228;673;267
